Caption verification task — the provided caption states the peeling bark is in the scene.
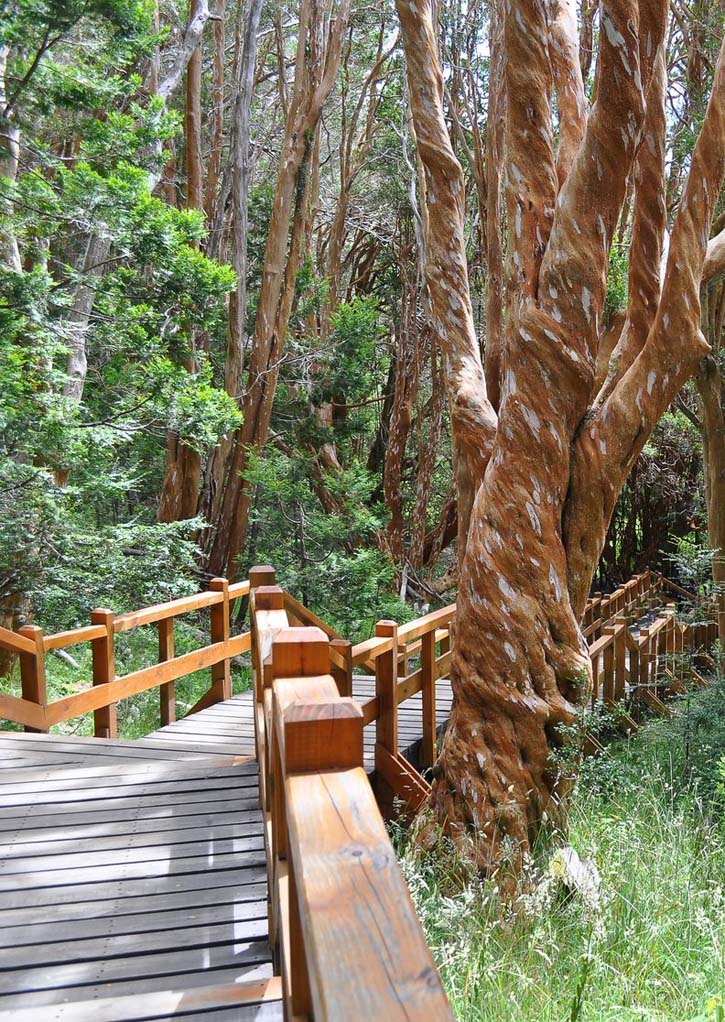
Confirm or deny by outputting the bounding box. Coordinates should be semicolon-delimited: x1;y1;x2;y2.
396;0;497;549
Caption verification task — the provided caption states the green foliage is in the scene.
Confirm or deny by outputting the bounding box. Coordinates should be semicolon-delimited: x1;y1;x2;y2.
0;0;238;633
243;446;410;639
604;242;628;321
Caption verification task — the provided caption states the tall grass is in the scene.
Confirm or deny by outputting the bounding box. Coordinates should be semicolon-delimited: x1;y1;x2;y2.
400;733;725;1021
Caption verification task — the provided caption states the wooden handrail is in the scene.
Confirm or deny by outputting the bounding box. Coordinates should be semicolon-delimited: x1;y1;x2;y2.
397;604;455;642
0;625;35;656
257;612;453;1020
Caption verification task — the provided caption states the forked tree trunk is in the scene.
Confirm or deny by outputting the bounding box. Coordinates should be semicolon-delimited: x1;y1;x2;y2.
398;0;725;871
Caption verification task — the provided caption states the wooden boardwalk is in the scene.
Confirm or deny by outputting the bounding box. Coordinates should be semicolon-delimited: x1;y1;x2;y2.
0;674;452;1020
0;722;279;1019
0;567;707;1020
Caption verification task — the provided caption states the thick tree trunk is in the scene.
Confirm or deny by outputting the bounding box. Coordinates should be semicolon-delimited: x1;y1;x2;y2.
698;273;725;643
399;0;725;872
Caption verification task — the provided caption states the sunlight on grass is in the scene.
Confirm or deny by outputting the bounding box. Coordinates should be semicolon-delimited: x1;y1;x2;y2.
400;738;725;1022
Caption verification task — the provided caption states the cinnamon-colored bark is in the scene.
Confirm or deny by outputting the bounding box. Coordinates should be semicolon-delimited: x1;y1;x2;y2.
395;0;496;549
398;0;725;871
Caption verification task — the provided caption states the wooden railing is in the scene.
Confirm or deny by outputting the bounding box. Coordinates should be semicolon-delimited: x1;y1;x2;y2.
249;572;453;1021
583;569;669;640
0;565;714;742
0;577;251;735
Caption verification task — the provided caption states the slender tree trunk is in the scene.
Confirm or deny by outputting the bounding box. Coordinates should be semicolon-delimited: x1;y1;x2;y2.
206;0;351;580
0;46;21;273
158;0;205;522
484;0;504;412
396;0;497;551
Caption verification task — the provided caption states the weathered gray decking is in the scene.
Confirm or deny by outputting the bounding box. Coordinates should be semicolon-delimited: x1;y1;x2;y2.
0;674;453;1020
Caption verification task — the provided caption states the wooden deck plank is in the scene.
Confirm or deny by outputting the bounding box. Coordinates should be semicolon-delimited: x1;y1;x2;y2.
0;848;267;892
0;941;272;997
0;773;258;807
0;802;254;834
0;881;269;928
0;963;274;1011
0;978;283;1022
0;899;269;948
0;833;265;875
1;818;261;855
0;863;267;911
1;916;272;969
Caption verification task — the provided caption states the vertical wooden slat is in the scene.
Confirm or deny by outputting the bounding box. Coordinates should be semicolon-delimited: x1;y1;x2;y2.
640;627;650;691
91;608;117;738
18;625;47;734
602;628;615;705
158;617;175;725
614;618;627;702
374;620;398;814
590;646;599;706
209;577;231;704
249;565;276;706
421;629;436;768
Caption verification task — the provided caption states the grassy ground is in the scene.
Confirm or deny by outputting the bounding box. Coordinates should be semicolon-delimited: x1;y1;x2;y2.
400;711;725;1022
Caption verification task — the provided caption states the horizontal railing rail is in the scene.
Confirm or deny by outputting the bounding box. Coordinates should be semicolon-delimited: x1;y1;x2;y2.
1;567;714;742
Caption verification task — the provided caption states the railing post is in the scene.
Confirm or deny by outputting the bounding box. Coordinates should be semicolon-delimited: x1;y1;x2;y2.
330;637;353;698
91;608;117;738
602;626;615;706
375;620;398;758
640;627;651;691
614;617;627;703
421;629;436;769
209;577;231;704
269;626;336;1014
158;617;175;726
249;565;276;705
18;625;47;734
374;620;398;813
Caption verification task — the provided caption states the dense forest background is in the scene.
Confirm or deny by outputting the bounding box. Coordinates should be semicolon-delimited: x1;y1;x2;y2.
0;0;722;648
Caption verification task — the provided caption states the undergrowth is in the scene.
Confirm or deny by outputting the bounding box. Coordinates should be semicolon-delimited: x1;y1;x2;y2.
399;683;725;1022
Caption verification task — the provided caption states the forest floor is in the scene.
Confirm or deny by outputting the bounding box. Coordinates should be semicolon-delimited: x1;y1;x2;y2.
400;678;725;1022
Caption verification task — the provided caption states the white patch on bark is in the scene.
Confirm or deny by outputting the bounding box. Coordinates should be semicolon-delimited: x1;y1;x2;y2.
476;752;485;771
504;641;517;662
549;564;562;599
647;370;656;394
522;405;542;437
581;287;592;323
525;501;542;536
498;577;516;599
